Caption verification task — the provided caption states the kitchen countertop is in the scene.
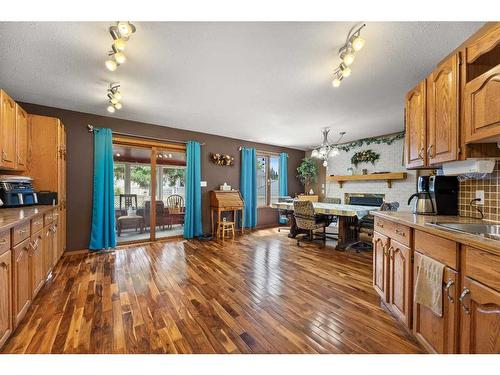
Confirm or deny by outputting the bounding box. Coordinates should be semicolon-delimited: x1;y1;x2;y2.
371;210;500;256
0;205;57;232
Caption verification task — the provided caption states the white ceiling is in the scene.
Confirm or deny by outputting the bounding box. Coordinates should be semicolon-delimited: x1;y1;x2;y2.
0;22;484;150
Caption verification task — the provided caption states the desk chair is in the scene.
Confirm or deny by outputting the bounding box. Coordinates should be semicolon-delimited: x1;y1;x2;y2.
293;200;328;247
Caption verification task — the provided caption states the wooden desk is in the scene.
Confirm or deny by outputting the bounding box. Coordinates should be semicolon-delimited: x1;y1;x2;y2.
210;190;245;236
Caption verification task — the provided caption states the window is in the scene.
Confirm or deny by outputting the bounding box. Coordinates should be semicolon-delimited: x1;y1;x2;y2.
256;153;280;207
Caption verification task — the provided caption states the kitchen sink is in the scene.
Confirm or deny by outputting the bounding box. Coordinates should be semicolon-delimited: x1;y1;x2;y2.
429;223;500;240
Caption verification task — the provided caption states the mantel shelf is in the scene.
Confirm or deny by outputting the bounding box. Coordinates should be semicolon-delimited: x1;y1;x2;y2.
327;172;407;188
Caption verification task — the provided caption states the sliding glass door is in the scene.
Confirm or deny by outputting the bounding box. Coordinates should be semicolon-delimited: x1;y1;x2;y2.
112;141;186;244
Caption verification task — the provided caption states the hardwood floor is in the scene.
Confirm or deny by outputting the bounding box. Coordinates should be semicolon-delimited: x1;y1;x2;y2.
1;229;424;354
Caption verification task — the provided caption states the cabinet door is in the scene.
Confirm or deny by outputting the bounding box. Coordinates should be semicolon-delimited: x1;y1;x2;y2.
0;250;12;349
15;104;28;170
405;80;427;168
459;277;500;353
0;90;17;170
13;238;31;327
427;54;459;165
42;226;53;277
373;232;390;302
389;239;412;326
50;220;59;268
463;64;500;143
413;252;458;353
30;231;45;298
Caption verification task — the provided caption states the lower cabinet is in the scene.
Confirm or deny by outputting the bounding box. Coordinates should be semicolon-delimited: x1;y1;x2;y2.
388;239;412;326
413;251;459;353
373;232;389;302
12;238;31;327
42;224;54;276
0;250;12;348
459;276;500;353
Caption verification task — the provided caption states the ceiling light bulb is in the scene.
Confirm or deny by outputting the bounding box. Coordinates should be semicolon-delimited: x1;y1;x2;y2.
323;160;328;167
113;91;122;101
343;52;355;66
110;97;119;105
107;105;115;113
117;21;133;37
113;38;126;51
116;153;121;157
311;149;319;158
341;67;352;78
332;78;341;87
105;59;117;71
114;52;126;64
352;36;365;51
114;102;122;110
168;154;172;158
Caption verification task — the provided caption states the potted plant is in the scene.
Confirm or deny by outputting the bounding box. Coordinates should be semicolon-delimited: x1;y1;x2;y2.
296;157;318;194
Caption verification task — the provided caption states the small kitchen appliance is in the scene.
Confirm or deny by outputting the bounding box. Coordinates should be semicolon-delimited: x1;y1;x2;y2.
429;175;458;215
0;175;38;208
407;176;435;215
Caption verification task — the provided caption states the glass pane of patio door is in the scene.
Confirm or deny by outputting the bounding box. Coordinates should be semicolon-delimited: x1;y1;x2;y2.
113;144;152;244
154;148;186;239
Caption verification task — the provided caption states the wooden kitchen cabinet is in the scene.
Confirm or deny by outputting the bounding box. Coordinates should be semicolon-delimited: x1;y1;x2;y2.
459;277;500;354
373;231;389;303
58;124;67;253
15;103;28;170
427;53;460;165
0;89;17;170
30;230;45;298
413;252;459;354
405;80;427;168
42;225;54;277
12;237;31;327
0;250;12;349
388;239;412;326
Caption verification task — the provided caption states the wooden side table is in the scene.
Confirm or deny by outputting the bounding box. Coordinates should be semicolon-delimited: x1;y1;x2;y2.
217;221;235;240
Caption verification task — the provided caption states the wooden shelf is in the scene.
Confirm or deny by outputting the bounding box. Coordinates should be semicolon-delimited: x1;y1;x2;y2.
327;172;407;188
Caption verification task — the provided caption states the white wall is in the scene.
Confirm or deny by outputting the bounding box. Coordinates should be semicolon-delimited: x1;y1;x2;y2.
325;138;417;210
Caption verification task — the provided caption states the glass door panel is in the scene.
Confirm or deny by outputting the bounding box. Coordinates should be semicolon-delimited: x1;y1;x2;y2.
154;148;186;239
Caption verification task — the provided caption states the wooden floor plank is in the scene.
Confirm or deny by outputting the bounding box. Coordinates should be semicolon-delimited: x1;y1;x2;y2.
1;229;424;354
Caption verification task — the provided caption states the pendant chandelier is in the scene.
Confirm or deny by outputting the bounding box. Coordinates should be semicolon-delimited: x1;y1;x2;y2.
311;128;346;167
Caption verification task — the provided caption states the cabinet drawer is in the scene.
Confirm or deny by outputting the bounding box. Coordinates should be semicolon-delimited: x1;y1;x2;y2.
0;230;10;255
465;246;500;292
31;215;44;235
374;217;411;247
12;222;30;246
415;230;458;270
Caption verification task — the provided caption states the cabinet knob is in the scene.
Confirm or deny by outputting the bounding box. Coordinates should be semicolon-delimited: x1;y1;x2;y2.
459;287;471;314
1;150;6;160
395;229;405;237
427;144;433;159
418;147;424;160
444;279;454;302
0;262;7;269
0;239;7;245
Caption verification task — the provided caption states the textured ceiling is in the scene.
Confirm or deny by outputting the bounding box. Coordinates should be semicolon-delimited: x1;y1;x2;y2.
0;22;484;150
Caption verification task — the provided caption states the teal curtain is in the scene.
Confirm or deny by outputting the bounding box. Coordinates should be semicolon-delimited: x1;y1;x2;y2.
240;147;257;228
184;141;203;239
89;128;116;250
278;152;288;224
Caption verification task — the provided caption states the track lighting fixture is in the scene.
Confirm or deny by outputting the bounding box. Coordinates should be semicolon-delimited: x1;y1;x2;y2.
106;82;123;113
331;23;366;88
104;21;136;71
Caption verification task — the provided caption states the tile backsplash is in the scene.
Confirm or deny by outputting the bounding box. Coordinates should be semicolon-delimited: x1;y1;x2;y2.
459;160;500;222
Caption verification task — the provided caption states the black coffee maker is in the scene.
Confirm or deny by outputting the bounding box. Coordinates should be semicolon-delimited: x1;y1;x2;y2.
429;176;458;215
408;176;435;215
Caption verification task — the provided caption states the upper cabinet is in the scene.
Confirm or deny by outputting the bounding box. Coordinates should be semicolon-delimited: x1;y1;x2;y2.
463;24;500;143
427;54;460;165
0;89;30;172
405;80;427;168
0;90;17;170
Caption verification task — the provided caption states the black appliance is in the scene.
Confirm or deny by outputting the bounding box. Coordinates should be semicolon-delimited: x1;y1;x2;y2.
429;175;459;215
408;176;435;215
0;176;38;208
36;191;58;205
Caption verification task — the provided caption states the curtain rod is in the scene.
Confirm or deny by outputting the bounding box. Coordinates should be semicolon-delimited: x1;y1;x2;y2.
238;146;289;157
87;124;205;146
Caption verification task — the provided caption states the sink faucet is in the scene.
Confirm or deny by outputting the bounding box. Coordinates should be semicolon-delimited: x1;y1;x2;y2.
469;198;484;220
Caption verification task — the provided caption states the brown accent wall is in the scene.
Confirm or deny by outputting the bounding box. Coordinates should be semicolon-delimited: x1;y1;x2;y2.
459;160;500;223
19;103;305;251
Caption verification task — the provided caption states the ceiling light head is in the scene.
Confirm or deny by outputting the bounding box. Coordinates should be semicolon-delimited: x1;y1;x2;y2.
323;160;328;167
113;38;126;52
105;59;117;71
342;50;355;66
116;153;121;157
352;35;365;51
341;65;352;78
107;105;116;113
114;102;122;110
110;97;119;105
332;77;342;88
117;21;135;38
311;149;319;158
114;52;126;64
113;91;122;101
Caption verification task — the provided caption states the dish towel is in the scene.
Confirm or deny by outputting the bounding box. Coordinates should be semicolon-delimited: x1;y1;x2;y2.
414;254;445;317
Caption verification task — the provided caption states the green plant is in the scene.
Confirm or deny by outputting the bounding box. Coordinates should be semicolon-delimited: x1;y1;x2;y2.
296;158;318;186
351;149;380;167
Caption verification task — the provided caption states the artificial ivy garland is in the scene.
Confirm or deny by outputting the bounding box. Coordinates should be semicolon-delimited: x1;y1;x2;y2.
351;149;380;167
338;132;404;152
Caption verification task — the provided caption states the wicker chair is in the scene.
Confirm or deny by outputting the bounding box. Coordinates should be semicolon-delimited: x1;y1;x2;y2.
293;200;328;246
